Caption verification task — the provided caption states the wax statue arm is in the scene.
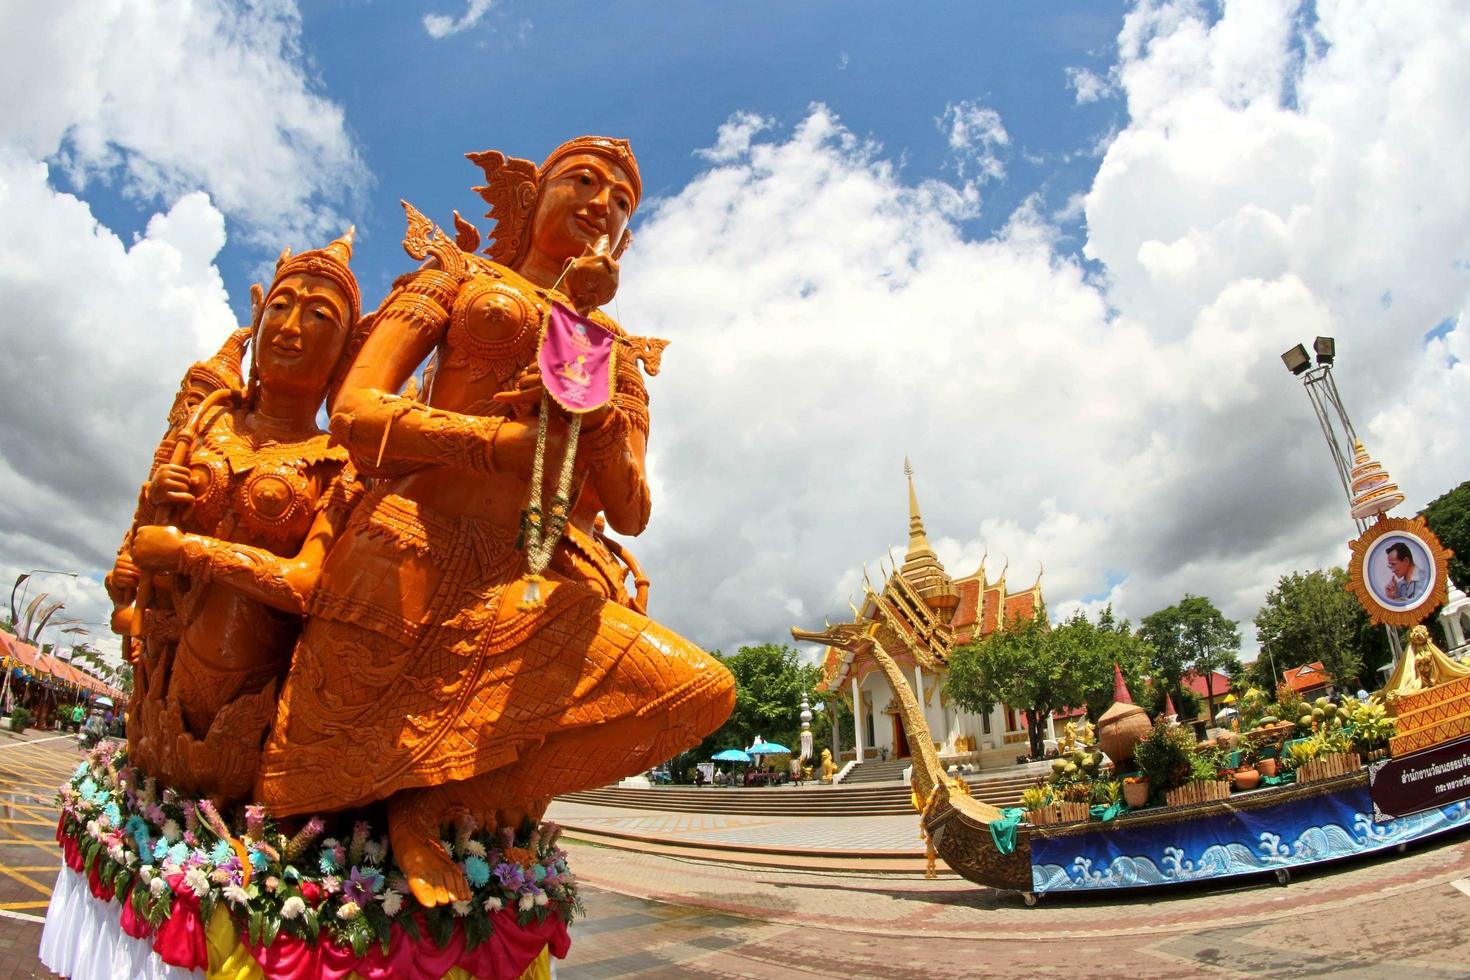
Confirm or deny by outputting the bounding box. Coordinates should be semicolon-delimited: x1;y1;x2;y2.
577;399;650;536
129;474;361;616
328;267;564;476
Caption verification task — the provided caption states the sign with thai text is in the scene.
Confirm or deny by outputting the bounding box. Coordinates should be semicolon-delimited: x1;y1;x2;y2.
1368;735;1470;821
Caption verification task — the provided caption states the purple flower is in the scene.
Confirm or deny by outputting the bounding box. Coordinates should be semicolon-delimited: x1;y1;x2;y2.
343;867;382;907
493;862;525;890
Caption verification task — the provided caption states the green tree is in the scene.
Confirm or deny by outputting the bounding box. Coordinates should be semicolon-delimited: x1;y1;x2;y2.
1254;567;1381;691
1048;606;1152;723
1422;480;1470;591
946;614;1078;759
1138;595;1241;720
667;643;818;782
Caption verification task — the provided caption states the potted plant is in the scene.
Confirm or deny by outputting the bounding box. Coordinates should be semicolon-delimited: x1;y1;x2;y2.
1122;774;1149;808
1134;719;1196;805
1346;700;1395;761
1021;784;1054;825
1232;744;1261;791
1165;746;1232;805
6;706;31;733
1053;781;1091;822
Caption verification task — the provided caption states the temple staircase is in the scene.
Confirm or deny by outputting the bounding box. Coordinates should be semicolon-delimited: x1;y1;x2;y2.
837;758;914;784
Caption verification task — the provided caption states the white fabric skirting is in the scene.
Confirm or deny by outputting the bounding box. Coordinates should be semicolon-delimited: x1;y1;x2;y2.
39;865;202;980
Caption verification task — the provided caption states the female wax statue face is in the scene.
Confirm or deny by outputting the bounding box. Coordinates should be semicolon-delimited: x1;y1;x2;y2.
526;152;637;268
253;272;352;399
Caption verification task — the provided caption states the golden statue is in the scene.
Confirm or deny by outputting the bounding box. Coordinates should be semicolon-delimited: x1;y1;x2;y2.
1380;624;1470;706
819;747;838;783
252;136;735;906
106;232;367;802
1057;719;1095;756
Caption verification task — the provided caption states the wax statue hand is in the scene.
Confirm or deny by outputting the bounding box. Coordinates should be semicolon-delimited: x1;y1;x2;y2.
108;552;141;595
131;525;186;571
561;243;619;314
146;461;196;509
494;368;613;431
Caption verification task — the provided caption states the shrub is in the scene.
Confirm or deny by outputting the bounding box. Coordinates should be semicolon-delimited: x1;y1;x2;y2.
1134;721;1196;791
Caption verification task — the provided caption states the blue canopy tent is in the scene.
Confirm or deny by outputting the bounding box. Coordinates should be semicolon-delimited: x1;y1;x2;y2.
746;740;790;756
710;747;751;787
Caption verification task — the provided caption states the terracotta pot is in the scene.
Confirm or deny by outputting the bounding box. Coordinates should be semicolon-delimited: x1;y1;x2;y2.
1098;701;1152;769
1123;780;1150;808
1232;767;1261;791
1257;758;1279;778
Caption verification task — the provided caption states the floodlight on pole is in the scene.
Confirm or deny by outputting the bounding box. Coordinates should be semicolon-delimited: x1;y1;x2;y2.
1281;340;1402;662
1280;344;1312;376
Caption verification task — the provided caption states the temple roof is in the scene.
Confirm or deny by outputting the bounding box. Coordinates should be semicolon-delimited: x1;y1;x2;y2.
899;459;959;611
805;461;1047;691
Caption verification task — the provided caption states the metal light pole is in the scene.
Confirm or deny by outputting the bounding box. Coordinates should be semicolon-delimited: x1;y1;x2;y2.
1280;338;1404;665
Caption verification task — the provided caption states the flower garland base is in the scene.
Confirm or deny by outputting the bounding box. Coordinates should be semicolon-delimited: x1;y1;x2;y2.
46;744;579;979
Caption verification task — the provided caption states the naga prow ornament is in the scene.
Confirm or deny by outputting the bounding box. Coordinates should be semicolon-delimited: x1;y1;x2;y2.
792;606;1026;889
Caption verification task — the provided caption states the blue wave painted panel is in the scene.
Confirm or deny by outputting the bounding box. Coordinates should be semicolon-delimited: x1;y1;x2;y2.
1031;785;1470;893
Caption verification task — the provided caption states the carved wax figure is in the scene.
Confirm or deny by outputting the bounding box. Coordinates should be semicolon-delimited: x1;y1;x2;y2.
254;137;735;907
108;232;367;802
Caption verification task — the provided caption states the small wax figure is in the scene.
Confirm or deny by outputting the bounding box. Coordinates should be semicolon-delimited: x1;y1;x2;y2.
109;231;368;802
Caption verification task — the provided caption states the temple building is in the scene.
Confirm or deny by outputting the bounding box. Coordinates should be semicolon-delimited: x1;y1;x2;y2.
810;463;1054;772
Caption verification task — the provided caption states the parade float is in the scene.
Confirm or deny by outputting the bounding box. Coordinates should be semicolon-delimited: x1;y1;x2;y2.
793;347;1470;904
39;136;735;979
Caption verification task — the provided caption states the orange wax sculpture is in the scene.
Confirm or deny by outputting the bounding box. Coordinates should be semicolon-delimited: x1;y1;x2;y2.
253;136;734;906
109;136;735;911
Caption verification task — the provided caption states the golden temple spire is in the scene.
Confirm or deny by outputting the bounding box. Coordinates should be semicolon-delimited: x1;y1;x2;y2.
899;458;959;612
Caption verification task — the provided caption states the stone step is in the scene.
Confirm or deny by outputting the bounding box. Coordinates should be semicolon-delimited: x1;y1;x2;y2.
558;772;1035;816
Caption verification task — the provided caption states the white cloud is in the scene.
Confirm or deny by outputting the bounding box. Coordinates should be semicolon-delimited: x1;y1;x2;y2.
0;0;366;668
613;0;1470;660
697;112;773;164
937;100;1011;184
0;0;366;247
424;0;495;39
1066;66;1116;104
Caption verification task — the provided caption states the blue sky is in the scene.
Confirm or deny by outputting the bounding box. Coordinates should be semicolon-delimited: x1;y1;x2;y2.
2;0;1468;662
64;1;1130;319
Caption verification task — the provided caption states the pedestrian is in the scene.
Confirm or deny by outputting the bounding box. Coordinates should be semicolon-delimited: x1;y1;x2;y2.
70;702;85;733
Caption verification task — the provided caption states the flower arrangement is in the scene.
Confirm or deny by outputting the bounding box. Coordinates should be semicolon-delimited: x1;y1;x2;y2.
57;743;582;962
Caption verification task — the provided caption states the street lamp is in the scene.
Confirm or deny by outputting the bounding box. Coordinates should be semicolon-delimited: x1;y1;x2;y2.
1280;338;1402;661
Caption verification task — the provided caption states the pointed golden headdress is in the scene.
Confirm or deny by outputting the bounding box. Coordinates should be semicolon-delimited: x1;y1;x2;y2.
271;227;361;326
466;135;642;267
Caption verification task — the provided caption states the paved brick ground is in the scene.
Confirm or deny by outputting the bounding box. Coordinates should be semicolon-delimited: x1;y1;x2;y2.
3;736;1468;978
545;801;927;854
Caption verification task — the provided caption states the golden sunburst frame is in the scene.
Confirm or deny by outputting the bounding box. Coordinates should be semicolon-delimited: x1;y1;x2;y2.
1345;515;1453;627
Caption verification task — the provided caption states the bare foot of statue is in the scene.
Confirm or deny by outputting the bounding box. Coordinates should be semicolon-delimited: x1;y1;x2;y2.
389;792;469;907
